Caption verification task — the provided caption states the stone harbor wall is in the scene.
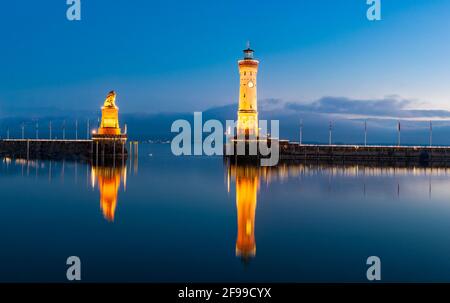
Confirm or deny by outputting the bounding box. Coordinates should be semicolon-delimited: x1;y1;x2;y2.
279;143;450;164
0;140;127;162
225;140;450;166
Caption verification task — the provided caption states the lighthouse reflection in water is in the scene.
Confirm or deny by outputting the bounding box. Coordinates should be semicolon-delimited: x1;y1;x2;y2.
91;165;127;222
0;156;135;223
6;144;450;282
229;164;259;260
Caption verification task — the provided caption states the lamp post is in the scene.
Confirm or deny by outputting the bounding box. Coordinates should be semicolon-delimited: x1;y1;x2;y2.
429;121;433;147
364;120;367;147
397;121;401;147
87;119;90;139
329;121;333;146
299;119;303;145
62;120;66;140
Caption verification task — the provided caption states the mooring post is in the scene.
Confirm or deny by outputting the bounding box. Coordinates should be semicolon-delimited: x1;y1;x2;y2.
26;139;30;161
63;120;66;140
397;121;401;147
87;119;90;139
128;141;132;173
96;141;99;167
102;142;105;165
113;140;116;167
134;142;138;175
121;141;125;167
75;119;78;141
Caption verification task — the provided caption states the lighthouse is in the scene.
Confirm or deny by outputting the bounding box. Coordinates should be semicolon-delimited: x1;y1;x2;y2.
237;43;259;138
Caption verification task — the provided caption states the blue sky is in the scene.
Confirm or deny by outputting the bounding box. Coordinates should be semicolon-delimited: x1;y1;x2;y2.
1;0;450;116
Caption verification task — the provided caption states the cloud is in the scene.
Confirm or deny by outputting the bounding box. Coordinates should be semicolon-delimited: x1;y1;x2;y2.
285;96;450;120
259;98;284;111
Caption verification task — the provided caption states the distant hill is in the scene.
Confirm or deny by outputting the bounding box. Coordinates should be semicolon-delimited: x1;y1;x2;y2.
2;96;450;146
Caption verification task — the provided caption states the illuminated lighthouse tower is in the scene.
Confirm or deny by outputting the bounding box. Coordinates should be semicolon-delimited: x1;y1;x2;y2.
237;43;259;138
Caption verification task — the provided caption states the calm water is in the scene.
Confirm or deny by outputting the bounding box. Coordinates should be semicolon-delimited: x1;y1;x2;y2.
2;143;450;282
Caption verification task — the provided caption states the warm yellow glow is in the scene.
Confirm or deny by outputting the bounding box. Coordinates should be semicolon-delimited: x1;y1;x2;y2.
232;165;259;259
237;49;259;137
98;91;122;136
91;165;126;222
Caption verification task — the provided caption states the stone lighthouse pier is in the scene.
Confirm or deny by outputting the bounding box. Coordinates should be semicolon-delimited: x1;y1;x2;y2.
0;139;94;161
0;91;128;164
224;45;450;167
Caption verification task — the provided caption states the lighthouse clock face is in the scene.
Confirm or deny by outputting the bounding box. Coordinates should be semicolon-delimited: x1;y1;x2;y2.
248;81;254;88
